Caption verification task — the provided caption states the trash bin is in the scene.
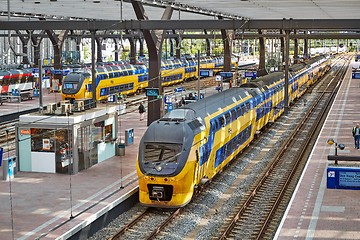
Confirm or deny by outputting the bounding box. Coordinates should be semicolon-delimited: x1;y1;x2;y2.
117;143;125;156
2;156;16;181
125;128;134;146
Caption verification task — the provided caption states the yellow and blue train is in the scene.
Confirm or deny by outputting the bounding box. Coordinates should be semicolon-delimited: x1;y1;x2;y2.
61;56;227;101
136;55;331;208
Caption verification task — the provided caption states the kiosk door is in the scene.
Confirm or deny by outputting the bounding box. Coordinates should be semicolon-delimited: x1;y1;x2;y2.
78;126;97;171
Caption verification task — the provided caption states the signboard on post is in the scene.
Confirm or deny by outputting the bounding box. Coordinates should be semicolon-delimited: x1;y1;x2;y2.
220;72;233;78
245;71;257;78
215;75;222;82
199;70;214;77
145;88;159;97
327;167;360;190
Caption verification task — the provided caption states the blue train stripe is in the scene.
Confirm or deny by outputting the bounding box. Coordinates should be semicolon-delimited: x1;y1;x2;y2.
214;125;252;168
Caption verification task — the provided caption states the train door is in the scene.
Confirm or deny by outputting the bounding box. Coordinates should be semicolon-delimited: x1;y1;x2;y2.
194;149;202;185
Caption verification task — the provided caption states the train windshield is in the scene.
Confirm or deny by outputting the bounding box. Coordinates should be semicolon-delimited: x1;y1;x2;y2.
143;143;182;165
63;83;78;90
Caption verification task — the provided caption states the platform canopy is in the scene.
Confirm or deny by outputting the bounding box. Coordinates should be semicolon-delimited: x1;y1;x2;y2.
0;0;359;22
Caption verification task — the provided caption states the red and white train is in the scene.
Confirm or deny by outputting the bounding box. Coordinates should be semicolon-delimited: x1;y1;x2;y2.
0;68;34;98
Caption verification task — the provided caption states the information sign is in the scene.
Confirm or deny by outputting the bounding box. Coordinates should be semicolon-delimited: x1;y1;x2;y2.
199;70;210;77
352;71;360;79
220;72;233;78
245;71;257;78
145;88;159;97
327;167;360;190
174;87;184;93
215;75;222;82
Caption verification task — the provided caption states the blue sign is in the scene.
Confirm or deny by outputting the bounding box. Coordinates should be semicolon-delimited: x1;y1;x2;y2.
352;71;360;79
167;103;173;112
199;70;210;77
174;87;184;93
327;167;360;190
145;88;159;97
125;128;134;146
0;147;3;167
245;71;257;78
164;95;171;104
32;68;39;74
51;69;63;75
107;95;116;103
12;89;20;96
220;72;233;78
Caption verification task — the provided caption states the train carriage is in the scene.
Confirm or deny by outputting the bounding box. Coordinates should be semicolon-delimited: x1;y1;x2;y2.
181;58;198;80
0;68;34;98
62;64;142;101
160;60;185;87
137;88;255;207
240;72;285;131
137;54;331;208
62;56;230;101
290;63;309;98
307;55;331;86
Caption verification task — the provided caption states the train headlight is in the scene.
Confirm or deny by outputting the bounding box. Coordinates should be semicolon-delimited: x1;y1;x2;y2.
155;165;162;172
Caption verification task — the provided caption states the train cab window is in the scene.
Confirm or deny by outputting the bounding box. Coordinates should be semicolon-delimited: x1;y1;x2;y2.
218;116;225;127
63;83;78;90
143;143;182;164
225;113;230;124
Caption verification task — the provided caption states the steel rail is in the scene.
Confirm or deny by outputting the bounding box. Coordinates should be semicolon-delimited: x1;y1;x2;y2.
218;56;350;239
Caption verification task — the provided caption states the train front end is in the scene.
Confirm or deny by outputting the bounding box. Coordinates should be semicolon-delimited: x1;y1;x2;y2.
61;72;90;101
137;110;198;208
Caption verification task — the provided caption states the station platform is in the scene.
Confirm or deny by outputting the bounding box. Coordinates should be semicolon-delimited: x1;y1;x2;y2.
275;62;360;239
0;108;146;240
0;91;63;120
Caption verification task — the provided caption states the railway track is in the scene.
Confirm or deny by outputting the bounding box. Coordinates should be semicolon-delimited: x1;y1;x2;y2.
89;56;350;240
0;121;16;154
215;56;350;239
108;207;181;240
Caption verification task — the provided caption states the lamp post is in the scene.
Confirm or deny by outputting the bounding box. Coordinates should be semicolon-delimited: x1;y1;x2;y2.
327;138;345;164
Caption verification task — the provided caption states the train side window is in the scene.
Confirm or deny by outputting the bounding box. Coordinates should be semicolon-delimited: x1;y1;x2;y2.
225;112;230;124
241;105;247;114
232;138;237;151
218;116;225;127
236;107;241;117
231;109;236;121
211;121;216;132
110;87;115;94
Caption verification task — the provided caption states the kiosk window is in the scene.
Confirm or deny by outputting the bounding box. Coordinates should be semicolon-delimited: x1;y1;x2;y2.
104;124;113;142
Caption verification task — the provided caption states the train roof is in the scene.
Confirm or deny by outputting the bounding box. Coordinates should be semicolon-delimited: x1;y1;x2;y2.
307;55;326;65
240;72;284;89
290;63;306;72
163;87;250;122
